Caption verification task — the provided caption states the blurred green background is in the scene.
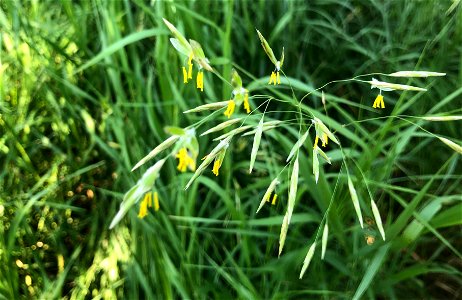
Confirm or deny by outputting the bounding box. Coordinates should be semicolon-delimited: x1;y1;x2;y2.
1;0;461;299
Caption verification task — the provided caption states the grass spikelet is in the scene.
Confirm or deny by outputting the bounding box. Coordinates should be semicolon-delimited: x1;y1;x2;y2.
287;156;299;224
278;213;289;257
249;116;264;173
111;158;167;229
313;118;340;145
241;121;283;136
200;118;242;136
185;136;232;190
299;242;316;279
313;148;320;184
347;177;364;228
437;136;462;155
321;222;328;260
131;135;180;171
256;178;279;214
422;115;462;121
287;130;309;162
368;78;427;91
213;126;251;141
388;71;446;77
183;101;230;113
256;29;277;65
371;200;386;241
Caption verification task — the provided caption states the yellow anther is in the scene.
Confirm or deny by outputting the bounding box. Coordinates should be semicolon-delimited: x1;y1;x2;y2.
212;159;221;176
322;133;328;147
243;92;251;113
154;192;159;211
176;148;195;172
373;94;385;109
271;194;278;205
196;71;204;91
138;194;149;218
224;100;235;118
182;67;188;83
146;192;153;208
188;63;193;79
269;71;277;85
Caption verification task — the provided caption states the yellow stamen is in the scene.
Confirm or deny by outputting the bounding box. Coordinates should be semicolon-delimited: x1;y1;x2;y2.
373;94;385;109
176;148;195;172
182;67;188;83
314;136;319;148
146;192;152;208
322;133;328;147
188;63;193;79
243;92;250;113
269;71;276;85
271;194;278;205
154;192;159;211
224;100;235;118
196;71;204;92
212;159;221;176
138;194;149;218
276;71;281;84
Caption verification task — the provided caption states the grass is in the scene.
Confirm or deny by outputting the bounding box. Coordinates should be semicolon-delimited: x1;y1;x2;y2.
1;0;461;299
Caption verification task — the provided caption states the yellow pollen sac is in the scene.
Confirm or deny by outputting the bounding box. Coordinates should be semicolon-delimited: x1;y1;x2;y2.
243;92;251;113
269;71;277;85
271;194;278;205
138;194;149;218
322;133;328;147
176;148;195;172
373;94;385;109
276;71;281;84
146;192;153;208
314;136;319;148
188;62;193;79
182;67;188;83
212;159;221;176
154;192;159;211
224;100;235;118
196;71;204;92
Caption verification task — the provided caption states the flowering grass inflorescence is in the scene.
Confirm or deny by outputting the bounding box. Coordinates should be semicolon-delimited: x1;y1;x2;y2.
109;18;459;279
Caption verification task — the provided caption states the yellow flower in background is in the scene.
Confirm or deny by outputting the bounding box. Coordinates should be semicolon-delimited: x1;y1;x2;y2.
224;100;236;118
176;147;196;172
372;94;385;109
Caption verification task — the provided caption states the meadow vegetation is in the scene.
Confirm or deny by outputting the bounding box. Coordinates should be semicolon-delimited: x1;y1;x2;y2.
1;0;461;299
